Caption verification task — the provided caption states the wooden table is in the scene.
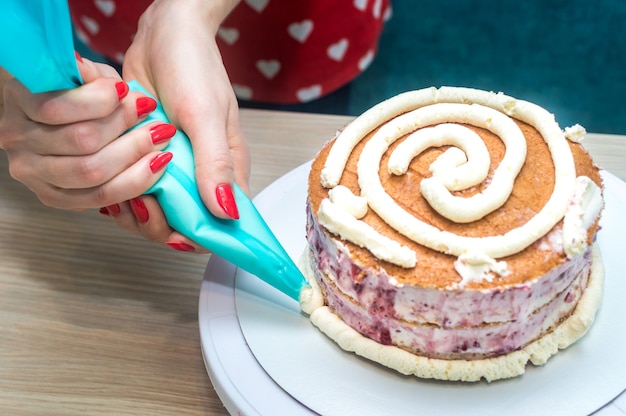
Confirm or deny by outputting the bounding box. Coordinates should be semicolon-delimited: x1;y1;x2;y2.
1;109;625;415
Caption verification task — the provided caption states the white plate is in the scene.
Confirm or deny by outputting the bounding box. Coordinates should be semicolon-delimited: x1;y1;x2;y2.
199;163;626;416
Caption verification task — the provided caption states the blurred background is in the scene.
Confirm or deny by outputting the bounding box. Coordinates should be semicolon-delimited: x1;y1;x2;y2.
244;0;626;134
77;0;625;134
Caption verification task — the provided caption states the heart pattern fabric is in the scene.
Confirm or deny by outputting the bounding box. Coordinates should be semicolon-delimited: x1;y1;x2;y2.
67;0;391;103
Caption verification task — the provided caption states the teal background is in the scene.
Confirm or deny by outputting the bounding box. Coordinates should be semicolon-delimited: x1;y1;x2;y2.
243;0;626;134
76;0;626;134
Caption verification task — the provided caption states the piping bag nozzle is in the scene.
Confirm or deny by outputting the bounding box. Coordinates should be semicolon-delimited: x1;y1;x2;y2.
134;82;309;301
0;0;308;301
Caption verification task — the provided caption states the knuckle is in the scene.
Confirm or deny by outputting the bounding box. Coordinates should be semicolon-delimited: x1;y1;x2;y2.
7;163;25;183
69;123;101;155
76;155;106;186
204;151;234;174
92;184;111;207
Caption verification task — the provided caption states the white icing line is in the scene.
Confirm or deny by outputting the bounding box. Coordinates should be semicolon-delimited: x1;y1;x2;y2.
563;176;603;259
320;86;581;262
317;198;416;268
328;185;368;219
388;123;488;191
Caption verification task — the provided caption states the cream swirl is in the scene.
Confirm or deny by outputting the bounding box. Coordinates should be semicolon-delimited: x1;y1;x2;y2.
317;87;597;277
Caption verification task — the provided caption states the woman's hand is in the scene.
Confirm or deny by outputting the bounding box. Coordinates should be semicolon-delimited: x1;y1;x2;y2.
0;59;174;211
122;0;250;223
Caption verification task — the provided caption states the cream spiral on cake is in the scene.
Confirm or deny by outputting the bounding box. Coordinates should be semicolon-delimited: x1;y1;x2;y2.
317;87;602;285
302;86;604;380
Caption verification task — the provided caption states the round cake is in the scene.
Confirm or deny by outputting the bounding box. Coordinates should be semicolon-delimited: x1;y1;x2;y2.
299;86;604;382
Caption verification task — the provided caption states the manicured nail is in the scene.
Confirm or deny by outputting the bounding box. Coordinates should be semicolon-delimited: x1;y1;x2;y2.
149;152;173;173
215;183;239;220
149;123;177;144
115;81;129;101
136;97;157;118
129;197;149;223
99;207;109;216
167;242;196;252
74;51;83;63
106;203;121;216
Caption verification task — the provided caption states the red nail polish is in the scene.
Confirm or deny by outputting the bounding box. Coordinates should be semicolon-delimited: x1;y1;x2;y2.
129;198;149;223
149;152;173;173
106;203;121;216
74;51;83;63
167;242;196;252
149;123;177;144
115;81;129;101
136;97;157;118
215;183;239;220
99;207;109;216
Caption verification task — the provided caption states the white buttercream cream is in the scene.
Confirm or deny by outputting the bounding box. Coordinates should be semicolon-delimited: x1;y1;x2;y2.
453;251;510;288
317;198;417;267
318;87;588;282
328;185;368;219
563;176;603;258
564;124;587;143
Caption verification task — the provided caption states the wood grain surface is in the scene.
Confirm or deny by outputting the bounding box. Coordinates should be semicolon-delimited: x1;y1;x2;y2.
0;106;624;415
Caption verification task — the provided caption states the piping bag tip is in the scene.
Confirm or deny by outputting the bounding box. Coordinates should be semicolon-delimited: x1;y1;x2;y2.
136;81;309;302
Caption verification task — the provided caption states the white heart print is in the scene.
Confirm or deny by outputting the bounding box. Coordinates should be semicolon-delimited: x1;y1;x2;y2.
80;15;100;35
353;0;368;11
244;0;270;13
358;49;374;71
296;85;322;102
373;0;382;18
287;20;313;43
94;0;116;17
217;27;240;45
256;59;281;79
233;84;253;100
327;38;349;62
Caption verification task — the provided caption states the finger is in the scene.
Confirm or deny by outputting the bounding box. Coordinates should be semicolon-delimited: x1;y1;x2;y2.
33;121;176;189
32;150;173;209
8;76;130;127
165;231;210;254
101;198;209;254
226;104;251;194
110;196;172;243
168;83;248;219
75;53;121;83
24;91;158;157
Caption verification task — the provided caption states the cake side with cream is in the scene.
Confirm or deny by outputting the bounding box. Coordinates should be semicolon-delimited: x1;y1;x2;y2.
299;86;604;382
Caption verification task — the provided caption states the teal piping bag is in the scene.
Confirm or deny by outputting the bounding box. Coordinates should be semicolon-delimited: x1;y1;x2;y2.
0;0;308;301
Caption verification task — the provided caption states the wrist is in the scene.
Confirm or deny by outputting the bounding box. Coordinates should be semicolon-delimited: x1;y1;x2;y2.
146;0;241;35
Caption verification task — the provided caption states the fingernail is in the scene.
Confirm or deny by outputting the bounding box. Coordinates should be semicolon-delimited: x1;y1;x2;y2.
216;183;239;220
106;203;121;216
115;81;129;101
136;97;157;118
99;207;109;216
74;51;83;63
167;242;196;252
149;152;173;173
149;123;177;144
129;197;149;223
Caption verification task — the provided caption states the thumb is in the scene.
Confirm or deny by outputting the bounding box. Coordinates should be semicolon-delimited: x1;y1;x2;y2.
74;52;122;84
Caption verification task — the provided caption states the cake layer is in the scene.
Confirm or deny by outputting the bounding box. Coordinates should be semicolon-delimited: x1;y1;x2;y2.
300;245;604;382
307;205;592;329
306;237;592;359
302;87;604;367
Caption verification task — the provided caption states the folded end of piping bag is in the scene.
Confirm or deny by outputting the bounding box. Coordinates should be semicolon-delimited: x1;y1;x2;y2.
130;81;309;302
0;0;82;93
